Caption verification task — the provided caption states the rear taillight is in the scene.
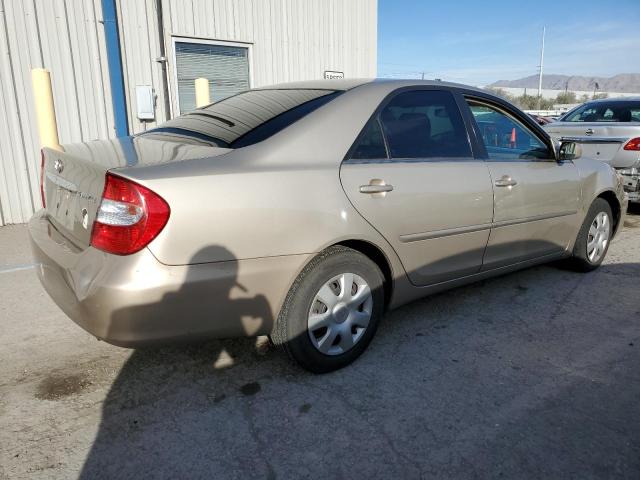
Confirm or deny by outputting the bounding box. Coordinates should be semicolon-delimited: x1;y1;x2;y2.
623;137;640;151
40;150;46;208
90;173;170;255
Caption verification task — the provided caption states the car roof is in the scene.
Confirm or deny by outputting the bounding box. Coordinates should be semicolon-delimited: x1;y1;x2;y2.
588;96;640;103
256;78;375;91
256;78;488;95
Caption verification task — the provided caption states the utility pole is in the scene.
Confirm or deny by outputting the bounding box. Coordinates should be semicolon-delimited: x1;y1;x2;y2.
537;26;546;109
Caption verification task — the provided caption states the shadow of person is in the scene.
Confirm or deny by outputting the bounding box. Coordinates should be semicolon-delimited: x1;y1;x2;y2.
79;246;279;479
104;246;275;346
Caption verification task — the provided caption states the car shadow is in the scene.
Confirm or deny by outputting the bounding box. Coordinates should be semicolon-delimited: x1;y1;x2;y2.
80;246;283;478
78;245;640;479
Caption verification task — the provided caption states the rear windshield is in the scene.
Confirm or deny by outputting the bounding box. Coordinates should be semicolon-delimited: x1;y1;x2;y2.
140;89;341;148
561;101;640;122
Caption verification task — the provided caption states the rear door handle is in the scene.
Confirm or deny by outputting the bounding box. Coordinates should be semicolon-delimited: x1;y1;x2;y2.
494;175;518;187
359;183;393;194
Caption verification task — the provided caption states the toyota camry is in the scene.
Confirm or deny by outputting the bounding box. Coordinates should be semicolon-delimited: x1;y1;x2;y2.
30;79;627;372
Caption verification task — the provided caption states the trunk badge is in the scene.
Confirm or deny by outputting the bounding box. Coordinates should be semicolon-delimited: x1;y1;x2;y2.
585;128;594;136
54;158;64;173
81;208;89;229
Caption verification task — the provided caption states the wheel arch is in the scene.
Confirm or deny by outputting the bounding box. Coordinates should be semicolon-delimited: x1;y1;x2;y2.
334;239;394;309
596;190;622;235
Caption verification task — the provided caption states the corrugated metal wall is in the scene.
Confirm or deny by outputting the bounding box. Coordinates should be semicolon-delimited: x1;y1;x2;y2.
0;0;377;225
0;0;114;225
118;0;377;134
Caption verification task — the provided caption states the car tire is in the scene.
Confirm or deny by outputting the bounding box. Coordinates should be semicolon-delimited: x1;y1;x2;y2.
568;198;613;272
272;246;385;373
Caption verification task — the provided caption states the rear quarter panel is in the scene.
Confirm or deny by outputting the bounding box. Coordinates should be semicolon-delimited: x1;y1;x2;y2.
114;83;409;286
573;157;626;243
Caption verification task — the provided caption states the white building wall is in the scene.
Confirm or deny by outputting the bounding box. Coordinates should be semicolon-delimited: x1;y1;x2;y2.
0;0;114;225
1;0;377;224
118;0;378;133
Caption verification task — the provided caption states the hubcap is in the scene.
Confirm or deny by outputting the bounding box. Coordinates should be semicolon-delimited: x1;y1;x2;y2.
307;273;373;356
587;211;611;263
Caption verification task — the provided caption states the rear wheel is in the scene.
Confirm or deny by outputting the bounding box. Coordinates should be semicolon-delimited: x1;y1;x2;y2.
568;198;613;272
273;246;384;373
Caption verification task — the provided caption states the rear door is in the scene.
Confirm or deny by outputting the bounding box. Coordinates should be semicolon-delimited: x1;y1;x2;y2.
463;97;581;269
340;88;494;286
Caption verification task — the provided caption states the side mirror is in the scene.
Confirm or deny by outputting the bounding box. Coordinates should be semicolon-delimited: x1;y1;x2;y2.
557;140;582;161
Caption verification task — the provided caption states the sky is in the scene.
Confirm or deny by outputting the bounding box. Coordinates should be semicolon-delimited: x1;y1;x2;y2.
377;0;640;86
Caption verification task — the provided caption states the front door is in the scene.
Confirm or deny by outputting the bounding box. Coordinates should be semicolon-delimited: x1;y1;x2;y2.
340;89;494;286
464;99;581;269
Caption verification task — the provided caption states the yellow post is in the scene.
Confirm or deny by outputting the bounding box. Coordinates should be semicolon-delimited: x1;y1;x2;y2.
31;68;61;150
194;77;210;107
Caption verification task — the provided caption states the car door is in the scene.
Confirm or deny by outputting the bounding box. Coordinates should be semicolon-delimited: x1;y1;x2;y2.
340;88;494;286
463;96;581;269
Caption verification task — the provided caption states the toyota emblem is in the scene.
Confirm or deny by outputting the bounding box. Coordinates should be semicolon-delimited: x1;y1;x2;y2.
54;158;64;173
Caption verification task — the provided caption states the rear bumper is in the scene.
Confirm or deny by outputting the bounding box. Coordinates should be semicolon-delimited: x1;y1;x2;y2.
29;211;305;347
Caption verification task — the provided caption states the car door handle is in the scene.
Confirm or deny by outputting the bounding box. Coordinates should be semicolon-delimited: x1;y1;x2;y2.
359;183;394;194
494;176;518;187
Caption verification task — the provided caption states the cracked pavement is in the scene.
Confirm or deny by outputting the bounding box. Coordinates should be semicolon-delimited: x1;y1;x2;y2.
1;213;639;479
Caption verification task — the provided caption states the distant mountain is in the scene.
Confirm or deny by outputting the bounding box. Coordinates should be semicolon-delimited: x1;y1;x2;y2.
490;74;640;93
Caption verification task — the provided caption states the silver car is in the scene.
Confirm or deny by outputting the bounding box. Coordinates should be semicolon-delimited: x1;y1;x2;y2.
30;79;627;372
544;97;640;203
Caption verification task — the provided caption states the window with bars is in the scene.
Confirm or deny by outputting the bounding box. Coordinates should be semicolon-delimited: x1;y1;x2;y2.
174;41;250;114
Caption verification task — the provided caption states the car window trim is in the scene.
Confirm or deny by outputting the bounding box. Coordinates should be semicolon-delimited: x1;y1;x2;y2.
343;86;477;164
462;94;556;162
451;90;487;159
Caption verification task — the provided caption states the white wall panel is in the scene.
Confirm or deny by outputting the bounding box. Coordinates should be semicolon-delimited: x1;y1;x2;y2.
0;0;114;225
1;0;376;224
118;0;377;133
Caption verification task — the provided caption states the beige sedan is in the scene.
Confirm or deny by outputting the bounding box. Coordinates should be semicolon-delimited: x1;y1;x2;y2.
30;79;627;372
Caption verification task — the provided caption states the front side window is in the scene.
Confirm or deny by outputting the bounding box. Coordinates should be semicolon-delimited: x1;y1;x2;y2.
349;89;471;160
142;89;340;148
561;101;640;122
467;101;550;160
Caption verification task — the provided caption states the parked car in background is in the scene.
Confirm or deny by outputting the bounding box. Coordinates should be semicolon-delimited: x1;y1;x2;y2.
544;97;640;203
30;80;627;373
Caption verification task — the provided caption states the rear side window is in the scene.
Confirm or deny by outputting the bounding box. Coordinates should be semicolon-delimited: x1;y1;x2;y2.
141;89;341;148
350;119;387;159
467;101;550;160
349;90;471;160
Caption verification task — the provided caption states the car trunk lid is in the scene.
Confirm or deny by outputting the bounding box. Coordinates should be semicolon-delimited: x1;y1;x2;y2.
544;122;640;168
41;135;231;250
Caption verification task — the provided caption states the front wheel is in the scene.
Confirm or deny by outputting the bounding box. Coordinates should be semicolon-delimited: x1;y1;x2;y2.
568;198;613;272
272;246;385;373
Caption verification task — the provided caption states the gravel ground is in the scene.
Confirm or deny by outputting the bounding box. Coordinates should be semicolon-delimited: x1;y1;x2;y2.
1;213;639;479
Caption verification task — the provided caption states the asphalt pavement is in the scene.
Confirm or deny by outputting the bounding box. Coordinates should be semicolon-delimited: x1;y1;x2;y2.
1;213;639;479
